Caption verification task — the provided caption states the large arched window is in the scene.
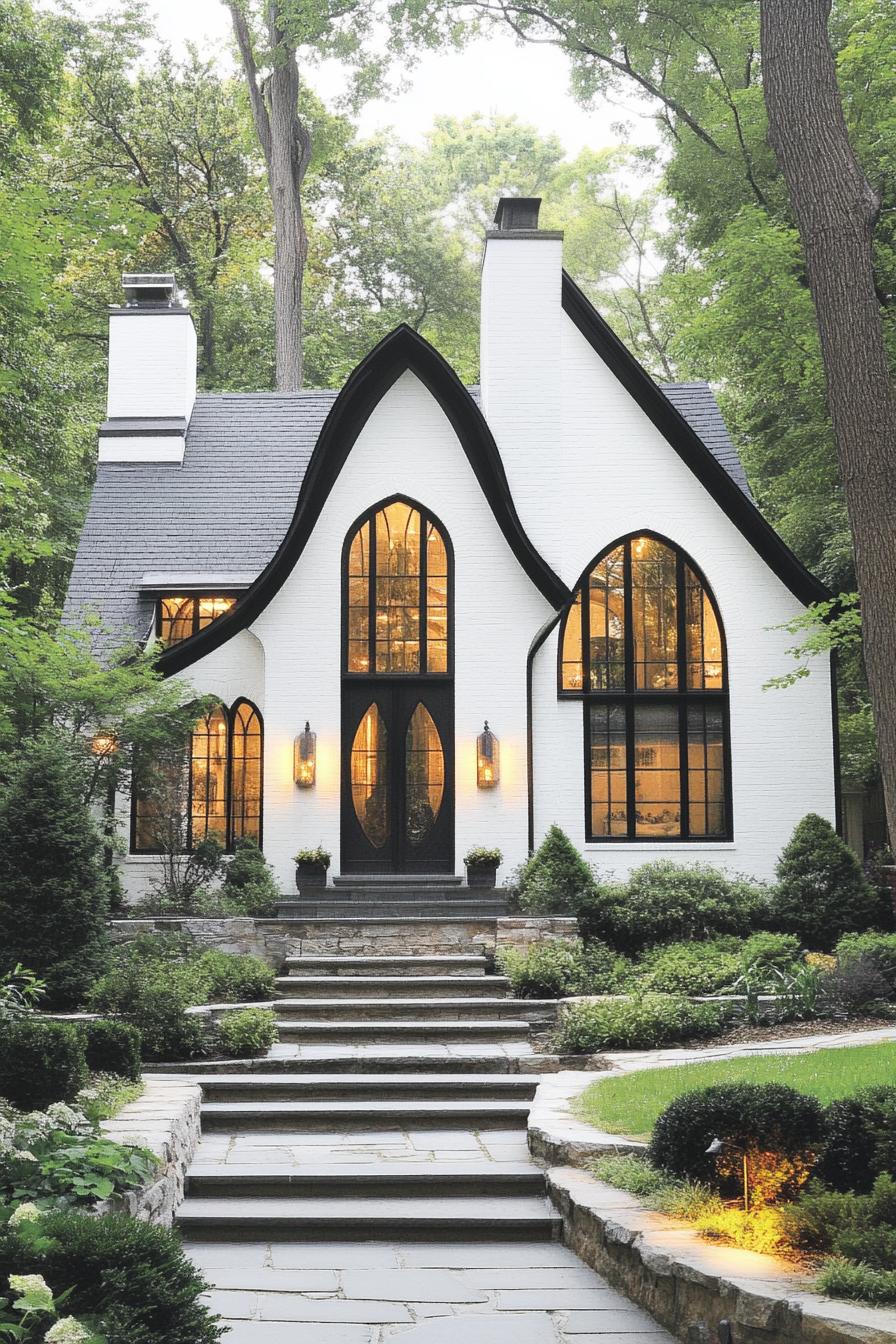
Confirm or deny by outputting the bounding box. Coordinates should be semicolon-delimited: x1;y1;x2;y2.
559;533;730;842
133;698;263;853
344;498;451;675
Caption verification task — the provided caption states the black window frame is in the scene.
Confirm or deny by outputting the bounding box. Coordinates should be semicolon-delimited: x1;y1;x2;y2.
130;696;264;854
156;593;239;645
558;531;733;844
341;494;454;680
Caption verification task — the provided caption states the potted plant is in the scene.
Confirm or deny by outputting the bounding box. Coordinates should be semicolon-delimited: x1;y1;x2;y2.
293;846;331;893
464;846;502;890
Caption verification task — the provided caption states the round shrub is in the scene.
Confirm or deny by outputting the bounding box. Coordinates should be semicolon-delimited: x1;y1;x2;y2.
216;1007;277;1058
220;837;280;916
578;861;769;955
649;1082;825;1201
772;813;880;950
197;949;275;1003
555;994;725;1054
0;735;109;1008
513;825;596;914
0;1209;222;1344
0;1017;87;1110
79;1018;142;1081
816;1086;896;1193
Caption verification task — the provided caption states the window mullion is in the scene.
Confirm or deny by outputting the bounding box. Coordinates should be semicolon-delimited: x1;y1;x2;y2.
368;511;377;674
675;552;689;840
581;564;591;691
420;511;429;674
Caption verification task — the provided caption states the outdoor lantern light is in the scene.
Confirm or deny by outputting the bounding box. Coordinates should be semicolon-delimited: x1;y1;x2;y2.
707;1137;751;1214
90;730;118;758
294;721;317;788
476;721;500;789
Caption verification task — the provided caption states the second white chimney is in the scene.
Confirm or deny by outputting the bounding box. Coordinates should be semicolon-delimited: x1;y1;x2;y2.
100;274;197;464
480;199;563;562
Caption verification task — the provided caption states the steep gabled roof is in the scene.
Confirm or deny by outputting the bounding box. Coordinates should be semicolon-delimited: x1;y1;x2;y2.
561;272;828;606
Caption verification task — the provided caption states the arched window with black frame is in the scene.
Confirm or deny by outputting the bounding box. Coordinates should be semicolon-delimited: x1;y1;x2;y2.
133;697;263;853
558;533;731;842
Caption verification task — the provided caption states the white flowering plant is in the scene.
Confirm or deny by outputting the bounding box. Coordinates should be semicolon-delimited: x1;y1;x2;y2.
0;1269;105;1342
0;1101;156;1210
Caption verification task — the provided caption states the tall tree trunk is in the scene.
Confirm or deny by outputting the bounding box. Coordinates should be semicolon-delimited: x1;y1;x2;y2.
761;0;896;845
228;1;311;391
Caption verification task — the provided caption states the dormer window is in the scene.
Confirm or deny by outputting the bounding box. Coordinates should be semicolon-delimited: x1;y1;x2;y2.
157;595;237;645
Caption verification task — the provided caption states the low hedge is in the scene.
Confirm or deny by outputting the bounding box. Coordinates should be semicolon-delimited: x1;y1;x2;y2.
0;1017;87;1110
497;939;631;999
835;932;896;994
816;1085;896;1193
555;994;726;1054
0;1208;222;1343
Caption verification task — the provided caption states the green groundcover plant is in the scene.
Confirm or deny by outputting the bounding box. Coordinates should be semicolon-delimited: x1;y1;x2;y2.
0;1101;156;1211
555;994;726;1053
216;1008;277;1058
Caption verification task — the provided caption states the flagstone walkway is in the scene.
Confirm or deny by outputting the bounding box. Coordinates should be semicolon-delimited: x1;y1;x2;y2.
176;949;674;1342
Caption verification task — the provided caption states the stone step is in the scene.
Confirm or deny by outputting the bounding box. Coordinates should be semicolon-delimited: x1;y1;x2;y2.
273;975;510;998
147;1051;537;1075
186;1162;544;1199
272;997;528;1021
274;1019;530;1043
282;954;487;977
331;874;464;888
193;1073;538;1102
176;1193;562;1241
200;1098;532;1131
275;901;509;918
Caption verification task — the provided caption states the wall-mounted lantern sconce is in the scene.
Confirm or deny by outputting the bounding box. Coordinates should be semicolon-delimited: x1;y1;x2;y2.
90;730;119;758
476;721;500;789
294;721;317;788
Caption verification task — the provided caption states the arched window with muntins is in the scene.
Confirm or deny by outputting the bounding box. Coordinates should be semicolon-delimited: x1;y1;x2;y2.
133;698;264;853
344;498;451;675
558;533;731;842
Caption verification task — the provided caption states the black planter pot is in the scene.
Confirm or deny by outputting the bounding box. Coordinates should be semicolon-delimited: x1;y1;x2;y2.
466;862;499;890
295;862;327;893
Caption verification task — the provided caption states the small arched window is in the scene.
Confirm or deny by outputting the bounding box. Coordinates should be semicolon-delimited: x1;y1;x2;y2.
559;534;730;842
345;498;451;675
133;698;263;853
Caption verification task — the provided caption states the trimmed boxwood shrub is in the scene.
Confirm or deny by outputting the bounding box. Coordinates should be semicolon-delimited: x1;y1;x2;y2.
815;1086;896;1193
555;994;725;1054
577;861;769;955
0;1209;223;1343
0;735;109;1008
216;1007;277;1058
0;1017;87;1110
649;1082;825;1199
79;1018;142;1081
197;949;275;1003
771;813;880;950
513;825;596;914
220;837;280;916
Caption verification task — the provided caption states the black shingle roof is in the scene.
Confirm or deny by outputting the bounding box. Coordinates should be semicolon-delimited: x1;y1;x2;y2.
63;382;749;648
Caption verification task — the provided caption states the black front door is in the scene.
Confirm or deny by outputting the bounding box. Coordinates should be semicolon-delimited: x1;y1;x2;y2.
341;681;454;873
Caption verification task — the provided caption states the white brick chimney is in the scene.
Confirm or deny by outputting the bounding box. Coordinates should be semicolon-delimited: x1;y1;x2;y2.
99;274;197;464
480;198;564;562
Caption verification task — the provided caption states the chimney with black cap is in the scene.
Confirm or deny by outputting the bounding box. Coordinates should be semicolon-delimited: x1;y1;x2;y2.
99;273;197;464
480;197;563;559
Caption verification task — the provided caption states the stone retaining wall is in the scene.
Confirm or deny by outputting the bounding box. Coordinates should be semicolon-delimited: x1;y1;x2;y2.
109;915;579;964
98;1076;201;1227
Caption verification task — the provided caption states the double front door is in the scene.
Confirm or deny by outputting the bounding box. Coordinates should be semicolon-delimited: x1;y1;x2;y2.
341;682;454;873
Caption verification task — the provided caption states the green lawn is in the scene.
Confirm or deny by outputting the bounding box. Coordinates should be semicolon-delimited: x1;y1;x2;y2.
575;1041;896;1142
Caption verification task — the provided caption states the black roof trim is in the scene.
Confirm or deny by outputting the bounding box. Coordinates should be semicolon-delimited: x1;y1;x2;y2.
561;271;829;606
100;417;187;437
158;324;570;675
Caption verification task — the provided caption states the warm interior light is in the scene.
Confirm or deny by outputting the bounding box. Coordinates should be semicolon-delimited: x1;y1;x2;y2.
294;721;317;787
476;721;500;789
90;730;118;757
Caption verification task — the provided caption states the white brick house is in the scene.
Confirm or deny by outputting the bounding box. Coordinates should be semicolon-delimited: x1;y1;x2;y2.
65;201;837;900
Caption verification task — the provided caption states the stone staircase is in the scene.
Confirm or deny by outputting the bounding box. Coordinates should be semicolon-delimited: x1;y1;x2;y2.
176;947;562;1243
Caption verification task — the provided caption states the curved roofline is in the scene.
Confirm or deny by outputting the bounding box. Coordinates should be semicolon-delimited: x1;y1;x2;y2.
561;271;829;607
158;323;570;675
